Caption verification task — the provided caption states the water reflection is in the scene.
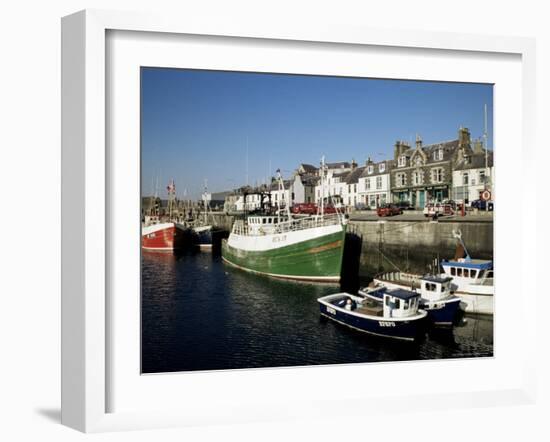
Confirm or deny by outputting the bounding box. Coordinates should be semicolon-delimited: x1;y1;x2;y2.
141;248;493;373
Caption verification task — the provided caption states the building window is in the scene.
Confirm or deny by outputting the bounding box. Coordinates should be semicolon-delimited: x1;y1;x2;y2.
396;173;406;187
376;176;382;189
367;165;373;174
462;173;469;185
398;155;406;167
366;178;371;190
479;170;486;184
432;168;443;183
433;149;443;161
379;163;385;173
354;184;357;193
413;171;422;186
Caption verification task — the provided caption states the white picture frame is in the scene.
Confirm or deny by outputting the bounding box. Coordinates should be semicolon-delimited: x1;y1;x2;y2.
61;9;537;433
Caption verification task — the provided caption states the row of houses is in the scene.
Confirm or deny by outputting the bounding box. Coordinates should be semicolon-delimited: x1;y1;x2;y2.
222;127;493;212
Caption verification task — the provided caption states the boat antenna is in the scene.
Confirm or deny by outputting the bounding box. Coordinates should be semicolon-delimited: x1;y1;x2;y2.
246;136;249;186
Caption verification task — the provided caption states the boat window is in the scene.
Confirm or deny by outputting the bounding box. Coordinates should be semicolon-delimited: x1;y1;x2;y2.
395;299;400;309
262;218;266;224
457;268;462;277
463;269;469;278
403;300;409;309
470;270;477;278
450;267;456;276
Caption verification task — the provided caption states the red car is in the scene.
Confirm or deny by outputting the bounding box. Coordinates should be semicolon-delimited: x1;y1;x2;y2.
377;204;403;217
291;203;337;215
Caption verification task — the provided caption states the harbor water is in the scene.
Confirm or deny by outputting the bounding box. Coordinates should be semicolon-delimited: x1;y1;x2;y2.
142;249;493;374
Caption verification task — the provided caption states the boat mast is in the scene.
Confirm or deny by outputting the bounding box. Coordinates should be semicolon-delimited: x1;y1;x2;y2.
202;179;209;225
483;103;489;212
320;156;325;218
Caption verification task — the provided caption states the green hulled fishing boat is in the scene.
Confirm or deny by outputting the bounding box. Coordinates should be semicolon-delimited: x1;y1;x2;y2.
222;162;348;282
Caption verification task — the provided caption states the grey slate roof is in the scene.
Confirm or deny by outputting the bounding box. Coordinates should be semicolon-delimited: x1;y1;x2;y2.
299;163;318;173
345;166;366;184
326;161;351;169
454;151;494;171
360;160;395;178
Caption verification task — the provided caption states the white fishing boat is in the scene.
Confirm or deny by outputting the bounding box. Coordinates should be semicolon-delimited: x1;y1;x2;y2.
372;230;493;314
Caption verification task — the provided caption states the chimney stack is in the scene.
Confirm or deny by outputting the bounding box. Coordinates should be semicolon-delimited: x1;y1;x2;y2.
394;141;402;160
458;127;471;149
415;134;423;149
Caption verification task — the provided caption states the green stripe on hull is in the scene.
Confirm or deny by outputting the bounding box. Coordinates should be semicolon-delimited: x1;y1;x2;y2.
221;228;346;281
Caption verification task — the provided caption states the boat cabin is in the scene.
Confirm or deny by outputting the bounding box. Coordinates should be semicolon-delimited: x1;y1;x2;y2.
246;215;289;235
382;289;421;319
440;258;493;290
419;275;453;302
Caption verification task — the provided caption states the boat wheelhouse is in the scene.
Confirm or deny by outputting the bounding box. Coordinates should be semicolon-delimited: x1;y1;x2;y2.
318;289;427;341
360;275;462;325
222;161;348;282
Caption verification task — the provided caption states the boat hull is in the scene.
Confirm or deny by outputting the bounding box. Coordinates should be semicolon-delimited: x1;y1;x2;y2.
360;287;462;325
420;299;462;325
192;226;213;249
222;226;346;282
318;299;425;341
141;222;190;251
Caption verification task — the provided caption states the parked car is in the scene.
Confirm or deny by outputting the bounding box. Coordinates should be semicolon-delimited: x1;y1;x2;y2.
471;199;494;211
291;203;317;215
291;202;337;215
423;202;455;217
377;203;403;217
396;201;415;211
354;202;370;211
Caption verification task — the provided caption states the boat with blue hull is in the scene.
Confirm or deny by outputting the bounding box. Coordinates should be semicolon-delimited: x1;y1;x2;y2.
318;290;427;341
360;275;462;326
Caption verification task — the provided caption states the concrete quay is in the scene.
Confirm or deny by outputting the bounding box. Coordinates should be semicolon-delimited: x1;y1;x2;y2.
208;211;493;278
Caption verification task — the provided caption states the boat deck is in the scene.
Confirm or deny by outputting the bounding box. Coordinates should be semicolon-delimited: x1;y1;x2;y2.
374;278;420;290
355;304;384;317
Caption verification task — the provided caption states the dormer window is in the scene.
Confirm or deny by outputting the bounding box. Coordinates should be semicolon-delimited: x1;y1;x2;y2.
433;149;443;161
398;155;407;167
367;165;373;174
379;163;385;173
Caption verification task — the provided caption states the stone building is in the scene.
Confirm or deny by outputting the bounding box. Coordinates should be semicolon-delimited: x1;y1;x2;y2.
390;127;474;208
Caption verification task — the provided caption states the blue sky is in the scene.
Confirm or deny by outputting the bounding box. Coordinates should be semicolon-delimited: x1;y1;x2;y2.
141;68;493;199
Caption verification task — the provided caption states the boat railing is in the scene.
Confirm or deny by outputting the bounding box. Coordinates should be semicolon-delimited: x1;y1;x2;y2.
472;277;494;287
378;271;421;284
231;214;343;236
